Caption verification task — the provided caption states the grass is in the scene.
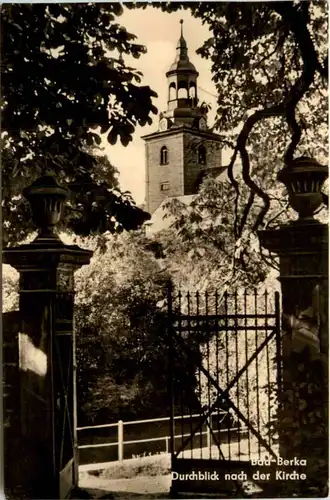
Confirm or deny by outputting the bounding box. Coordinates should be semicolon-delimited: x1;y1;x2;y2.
87;453;171;480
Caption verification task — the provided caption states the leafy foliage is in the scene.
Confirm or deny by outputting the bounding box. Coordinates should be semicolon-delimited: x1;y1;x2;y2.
1;4;157;244
156;175;287;295
74;231;167;423
268;348;328;496
2;265;19;313
74;231;200;424
151;1;328;231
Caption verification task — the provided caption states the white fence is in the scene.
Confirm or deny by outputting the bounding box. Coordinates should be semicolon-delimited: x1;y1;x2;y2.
77;412;245;463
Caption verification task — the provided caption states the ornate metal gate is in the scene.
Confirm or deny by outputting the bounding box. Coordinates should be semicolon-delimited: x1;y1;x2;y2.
167;282;282;496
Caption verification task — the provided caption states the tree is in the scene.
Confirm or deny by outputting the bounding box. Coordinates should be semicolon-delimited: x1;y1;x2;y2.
150;1;328;233
1;4;158;244
156;176;287;295
74;231;201;424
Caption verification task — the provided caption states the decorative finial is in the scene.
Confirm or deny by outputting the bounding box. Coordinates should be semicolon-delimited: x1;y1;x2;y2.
277;156;328;221
23;175;68;243
180;19;184;37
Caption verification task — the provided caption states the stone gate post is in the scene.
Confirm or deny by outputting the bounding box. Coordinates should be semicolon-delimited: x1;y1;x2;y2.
258;157;328;493
3;176;93;499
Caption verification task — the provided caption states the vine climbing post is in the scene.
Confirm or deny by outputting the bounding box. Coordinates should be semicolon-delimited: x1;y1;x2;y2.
258;156;328;495
3;174;93;499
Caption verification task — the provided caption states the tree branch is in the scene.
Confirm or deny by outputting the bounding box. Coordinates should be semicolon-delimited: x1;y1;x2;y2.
230;2;321;233
265;206;288;229
225;147;240;238
260;249;280;272
238;190;255;237
284;107;302;164
274;2;327;83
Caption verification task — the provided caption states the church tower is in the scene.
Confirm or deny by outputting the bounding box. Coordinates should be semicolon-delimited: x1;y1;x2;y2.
142;20;223;214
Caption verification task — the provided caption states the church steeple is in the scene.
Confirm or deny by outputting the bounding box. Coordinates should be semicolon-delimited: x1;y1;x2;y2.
142;19;223;216
164;20;199;123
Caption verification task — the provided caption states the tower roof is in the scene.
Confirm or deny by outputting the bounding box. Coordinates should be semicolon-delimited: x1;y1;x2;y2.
166;20;198;75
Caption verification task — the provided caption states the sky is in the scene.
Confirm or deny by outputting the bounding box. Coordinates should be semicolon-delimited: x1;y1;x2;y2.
101;6;219;206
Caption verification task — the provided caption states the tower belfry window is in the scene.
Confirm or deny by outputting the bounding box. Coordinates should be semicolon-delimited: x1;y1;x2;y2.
178;81;188;99
189;84;196;99
198;145;207;165
169;83;176;101
160;146;168;165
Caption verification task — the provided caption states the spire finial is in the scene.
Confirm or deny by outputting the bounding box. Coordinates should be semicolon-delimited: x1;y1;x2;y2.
180;19;184;37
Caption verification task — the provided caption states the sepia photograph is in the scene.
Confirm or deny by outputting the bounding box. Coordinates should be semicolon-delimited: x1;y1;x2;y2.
1;2;328;499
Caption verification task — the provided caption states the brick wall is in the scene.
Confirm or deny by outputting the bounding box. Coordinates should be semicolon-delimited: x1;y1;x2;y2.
145;128;223;214
145;133;184;213
183;133;222;194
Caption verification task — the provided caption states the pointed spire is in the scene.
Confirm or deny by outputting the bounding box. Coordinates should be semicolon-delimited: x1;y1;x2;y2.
176;19;188;61
166;18;198;76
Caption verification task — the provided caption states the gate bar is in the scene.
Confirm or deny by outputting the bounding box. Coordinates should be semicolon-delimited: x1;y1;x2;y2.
275;291;282;393
167;280;175;464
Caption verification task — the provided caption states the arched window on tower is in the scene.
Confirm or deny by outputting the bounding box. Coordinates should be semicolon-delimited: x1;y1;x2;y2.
169;83;176;101
198;145;206;165
189;83;197;106
178;81;188;99
160;146;168;165
189;83;196;99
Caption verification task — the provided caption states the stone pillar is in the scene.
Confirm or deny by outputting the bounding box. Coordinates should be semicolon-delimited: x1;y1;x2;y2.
3;311;21;496
3;176;93;499
258;157;328;494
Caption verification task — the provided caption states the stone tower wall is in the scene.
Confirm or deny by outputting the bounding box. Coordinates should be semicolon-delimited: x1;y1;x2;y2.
145;133;184;214
145;130;222;214
183;133;222;195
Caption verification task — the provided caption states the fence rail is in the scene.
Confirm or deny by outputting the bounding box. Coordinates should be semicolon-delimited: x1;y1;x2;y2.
77;411;232;462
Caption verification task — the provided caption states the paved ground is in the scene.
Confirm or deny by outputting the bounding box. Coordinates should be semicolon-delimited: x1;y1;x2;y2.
78;472;171;499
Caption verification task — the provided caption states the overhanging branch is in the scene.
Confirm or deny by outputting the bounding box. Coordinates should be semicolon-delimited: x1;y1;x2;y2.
226;147;240;238
230;1;321;233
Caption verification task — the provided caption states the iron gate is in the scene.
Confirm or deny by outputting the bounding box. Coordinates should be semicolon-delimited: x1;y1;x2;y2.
167;282;282;496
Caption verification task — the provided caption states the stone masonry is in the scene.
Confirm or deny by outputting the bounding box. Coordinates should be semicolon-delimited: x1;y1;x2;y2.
144;128;222;214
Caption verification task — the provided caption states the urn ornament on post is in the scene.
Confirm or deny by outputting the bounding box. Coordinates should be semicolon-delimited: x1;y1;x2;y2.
23;175;68;243
277;156;328;221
